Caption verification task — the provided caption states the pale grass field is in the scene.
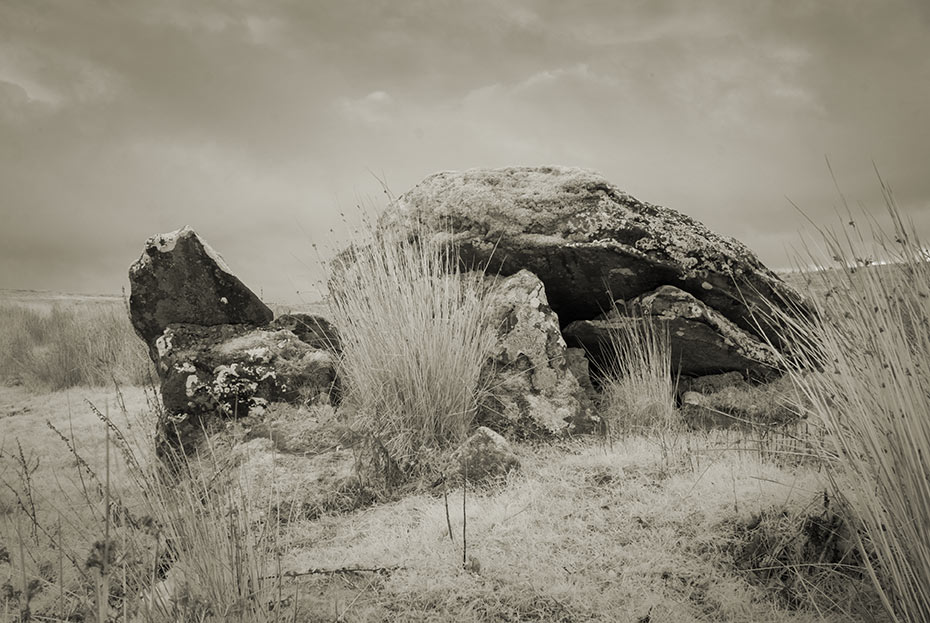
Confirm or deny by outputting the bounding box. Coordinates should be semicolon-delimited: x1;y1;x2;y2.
0;337;885;620
279;437;867;622
0;255;903;622
2;377;876;622
0;384;155;498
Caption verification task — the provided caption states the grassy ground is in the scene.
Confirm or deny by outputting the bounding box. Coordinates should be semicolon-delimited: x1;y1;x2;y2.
2;380;883;622
279;436;880;622
0;211;919;622
0;290;154;391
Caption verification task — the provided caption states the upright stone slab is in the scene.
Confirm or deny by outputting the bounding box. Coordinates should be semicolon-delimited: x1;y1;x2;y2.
480;269;598;436
129;226;273;347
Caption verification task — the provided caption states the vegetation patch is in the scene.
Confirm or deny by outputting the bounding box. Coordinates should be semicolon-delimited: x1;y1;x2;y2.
721;496;878;613
0;301;153;391
328;226;498;490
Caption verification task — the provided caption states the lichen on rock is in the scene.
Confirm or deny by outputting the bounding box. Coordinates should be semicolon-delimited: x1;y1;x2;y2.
380;166;807;342
479;269;598;437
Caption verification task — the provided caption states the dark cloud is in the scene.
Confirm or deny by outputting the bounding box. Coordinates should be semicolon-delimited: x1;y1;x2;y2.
1;0;928;299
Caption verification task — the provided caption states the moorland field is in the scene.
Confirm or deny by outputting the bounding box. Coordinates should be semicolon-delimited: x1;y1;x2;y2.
1;207;928;622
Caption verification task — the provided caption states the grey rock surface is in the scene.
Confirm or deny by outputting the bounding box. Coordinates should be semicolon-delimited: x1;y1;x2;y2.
564;285;781;380
448;426;520;484
153;323;338;454
129;226;272;348
479;270;598;437
381;166;805;341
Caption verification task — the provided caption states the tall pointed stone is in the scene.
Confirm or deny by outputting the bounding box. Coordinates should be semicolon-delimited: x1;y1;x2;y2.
129;226;272;348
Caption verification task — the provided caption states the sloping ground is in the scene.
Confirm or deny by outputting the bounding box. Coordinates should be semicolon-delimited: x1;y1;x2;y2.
0;384;889;621
275;437;885;622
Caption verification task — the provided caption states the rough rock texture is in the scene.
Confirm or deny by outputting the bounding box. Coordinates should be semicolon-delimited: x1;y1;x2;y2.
448;426;520;484
380;167;805;341
479;270;598;436
269;313;342;352
565;347;597;400
564;285;780;380
679;371;748;396
153;323;339;454
129;226;273;347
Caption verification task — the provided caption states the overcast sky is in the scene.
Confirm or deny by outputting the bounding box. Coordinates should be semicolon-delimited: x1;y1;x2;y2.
2;0;929;303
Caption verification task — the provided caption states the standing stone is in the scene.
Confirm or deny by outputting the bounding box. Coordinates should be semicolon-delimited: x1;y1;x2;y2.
479;270;598;436
129;226;273;348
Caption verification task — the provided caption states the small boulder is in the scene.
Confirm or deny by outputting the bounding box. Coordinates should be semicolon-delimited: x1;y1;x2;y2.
681;391;707;407
479;270;598;437
153;323;338;454
448;426;520;484
679;371;748;396
129;226;273;348
564;285;780;380
680;375;801;431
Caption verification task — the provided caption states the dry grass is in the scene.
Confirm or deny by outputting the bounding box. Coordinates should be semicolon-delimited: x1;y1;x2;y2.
0;389;289;622
278;436;882;622
327;227;498;486
0;364;887;621
595;306;678;438
0;301;153;391
776;181;930;622
1;195;914;621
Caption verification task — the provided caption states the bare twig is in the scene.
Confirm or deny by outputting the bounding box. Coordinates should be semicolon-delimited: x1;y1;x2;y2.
462;458;467;568
442;475;455;545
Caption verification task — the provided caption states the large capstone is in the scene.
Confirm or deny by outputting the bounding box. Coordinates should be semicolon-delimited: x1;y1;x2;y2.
380;166;806;342
129;226;273;348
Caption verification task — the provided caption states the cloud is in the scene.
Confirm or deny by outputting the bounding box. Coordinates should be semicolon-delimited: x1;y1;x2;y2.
335;90;395;125
0;0;929;301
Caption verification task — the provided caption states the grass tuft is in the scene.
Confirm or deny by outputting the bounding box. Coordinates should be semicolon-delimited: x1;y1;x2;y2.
777;178;930;622
595;305;677;438
327;226;498;486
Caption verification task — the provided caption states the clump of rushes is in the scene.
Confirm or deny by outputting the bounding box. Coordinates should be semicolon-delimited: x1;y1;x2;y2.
0;400;283;622
0;301;153;391
596;304;677;438
777;178;930;622
327;225;498;486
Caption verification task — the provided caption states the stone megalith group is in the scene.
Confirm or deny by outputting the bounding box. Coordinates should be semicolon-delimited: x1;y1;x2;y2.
129;166;805;463
129;226;340;455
